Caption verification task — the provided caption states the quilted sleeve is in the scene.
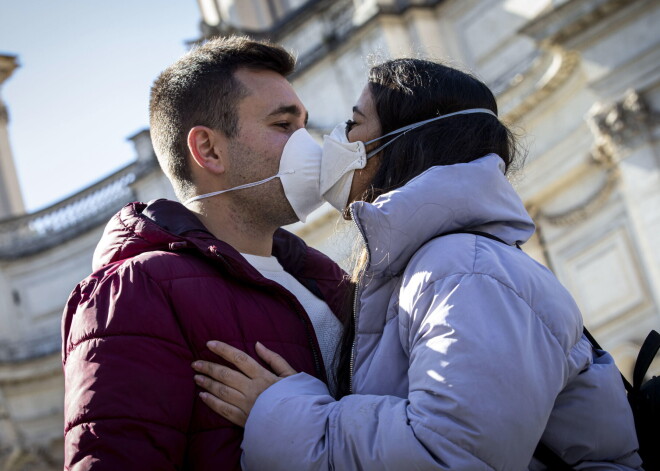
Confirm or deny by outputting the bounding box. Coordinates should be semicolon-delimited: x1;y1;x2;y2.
61;262;195;470
241;274;568;470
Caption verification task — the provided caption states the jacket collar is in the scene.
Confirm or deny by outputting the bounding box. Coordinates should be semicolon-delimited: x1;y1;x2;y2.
142;198;213;238
349;154;535;277
142;200;317;281
93;199;299;275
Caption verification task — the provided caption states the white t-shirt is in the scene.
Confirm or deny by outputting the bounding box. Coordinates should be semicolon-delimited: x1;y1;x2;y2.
241;253;343;392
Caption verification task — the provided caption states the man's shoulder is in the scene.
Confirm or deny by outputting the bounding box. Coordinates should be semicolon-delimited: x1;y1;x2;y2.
92;248;221;285
64;249;229;323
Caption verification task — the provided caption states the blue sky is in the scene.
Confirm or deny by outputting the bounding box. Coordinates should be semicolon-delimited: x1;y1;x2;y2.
0;1;201;211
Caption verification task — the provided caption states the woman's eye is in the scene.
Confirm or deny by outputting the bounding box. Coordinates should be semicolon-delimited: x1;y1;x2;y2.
345;119;356;137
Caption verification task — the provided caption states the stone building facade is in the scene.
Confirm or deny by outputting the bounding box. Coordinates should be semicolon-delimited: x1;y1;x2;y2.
0;0;658;468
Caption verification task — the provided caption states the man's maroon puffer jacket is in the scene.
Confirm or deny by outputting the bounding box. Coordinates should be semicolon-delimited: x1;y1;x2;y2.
62;199;348;470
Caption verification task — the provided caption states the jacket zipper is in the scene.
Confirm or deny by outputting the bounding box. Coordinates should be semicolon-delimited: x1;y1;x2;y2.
349;206;369;394
293;298;324;380
280;290;324;381
210;247;324;381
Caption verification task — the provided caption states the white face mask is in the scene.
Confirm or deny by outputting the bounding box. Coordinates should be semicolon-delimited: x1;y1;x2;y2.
185;108;498;220
184;128;324;223
320;107;498;212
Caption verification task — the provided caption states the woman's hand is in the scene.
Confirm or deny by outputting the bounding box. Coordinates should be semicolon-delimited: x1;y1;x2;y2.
192;341;297;427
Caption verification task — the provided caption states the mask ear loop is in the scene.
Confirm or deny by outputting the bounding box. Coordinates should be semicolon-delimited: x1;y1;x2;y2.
364;108;498;159
184;170;295;205
365;130;410;159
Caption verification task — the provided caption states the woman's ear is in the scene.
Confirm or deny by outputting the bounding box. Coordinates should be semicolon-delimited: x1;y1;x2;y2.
187;126;227;175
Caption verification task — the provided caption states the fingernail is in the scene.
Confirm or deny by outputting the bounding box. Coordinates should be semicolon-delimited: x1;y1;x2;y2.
199;392;207;400
207;340;219;348
256;341;263;348
192;361;202;369
194;375;205;385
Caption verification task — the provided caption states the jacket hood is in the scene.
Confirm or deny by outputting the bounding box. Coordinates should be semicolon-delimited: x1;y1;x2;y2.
350;154;535;277
92;200;214;271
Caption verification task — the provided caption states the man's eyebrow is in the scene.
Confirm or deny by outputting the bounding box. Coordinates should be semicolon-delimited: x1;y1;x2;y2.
267;105;304;118
267;104;309;126
353;105;366;117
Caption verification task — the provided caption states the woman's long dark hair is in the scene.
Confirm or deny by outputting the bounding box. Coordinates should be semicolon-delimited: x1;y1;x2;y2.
333;58;521;398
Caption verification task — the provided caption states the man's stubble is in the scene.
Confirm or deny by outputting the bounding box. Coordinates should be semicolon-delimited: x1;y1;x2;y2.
226;137;299;232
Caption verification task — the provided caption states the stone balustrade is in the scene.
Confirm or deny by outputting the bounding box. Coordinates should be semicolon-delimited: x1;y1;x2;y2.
0;160;156;260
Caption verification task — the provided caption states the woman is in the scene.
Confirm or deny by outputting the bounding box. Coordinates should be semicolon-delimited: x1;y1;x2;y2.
192;59;641;470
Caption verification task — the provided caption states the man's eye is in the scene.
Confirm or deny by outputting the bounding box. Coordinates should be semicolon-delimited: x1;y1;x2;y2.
275;122;290;129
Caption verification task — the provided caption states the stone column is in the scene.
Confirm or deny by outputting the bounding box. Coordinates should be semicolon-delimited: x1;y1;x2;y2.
587;90;660;324
0;55;25;220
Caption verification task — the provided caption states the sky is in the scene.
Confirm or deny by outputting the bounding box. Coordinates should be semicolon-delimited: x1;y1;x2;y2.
0;1;201;211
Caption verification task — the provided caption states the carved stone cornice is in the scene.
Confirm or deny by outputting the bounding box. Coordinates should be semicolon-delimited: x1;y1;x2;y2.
0;56;18;125
0;55;18;125
520;0;637;47
195;0;446;80
530;88;655;227
535;166;619;226
502;48;580;124
0;55;19;85
587;89;656;164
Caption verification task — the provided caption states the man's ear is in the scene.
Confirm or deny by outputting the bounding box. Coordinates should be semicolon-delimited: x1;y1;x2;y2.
187;126;227;175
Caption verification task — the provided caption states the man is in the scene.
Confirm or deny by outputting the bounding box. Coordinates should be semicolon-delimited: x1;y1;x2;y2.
62;36;347;470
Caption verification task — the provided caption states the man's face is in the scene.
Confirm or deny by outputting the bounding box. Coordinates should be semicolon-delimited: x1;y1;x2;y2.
225;68;308;227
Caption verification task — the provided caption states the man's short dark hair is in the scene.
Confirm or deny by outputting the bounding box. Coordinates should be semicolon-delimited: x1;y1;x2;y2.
149;36;296;200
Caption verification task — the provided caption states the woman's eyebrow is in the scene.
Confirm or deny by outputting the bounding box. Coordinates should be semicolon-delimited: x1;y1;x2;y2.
352;106;366;117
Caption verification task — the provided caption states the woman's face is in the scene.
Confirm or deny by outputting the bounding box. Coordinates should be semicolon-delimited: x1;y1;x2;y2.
345;84;382;209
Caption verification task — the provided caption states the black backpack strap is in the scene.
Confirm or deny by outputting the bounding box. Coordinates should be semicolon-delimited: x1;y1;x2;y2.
633;330;660;390
535;326;648;470
582;326;602;350
531;330;609;470
583;327;633;393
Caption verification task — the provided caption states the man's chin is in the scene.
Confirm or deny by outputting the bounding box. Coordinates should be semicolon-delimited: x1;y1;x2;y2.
281;210;300;227
269;202;299;229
